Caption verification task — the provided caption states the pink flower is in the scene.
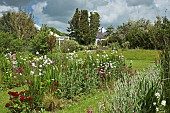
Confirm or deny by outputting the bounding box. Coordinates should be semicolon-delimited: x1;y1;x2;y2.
110;88;114;90
128;104;132;108
87;108;93;113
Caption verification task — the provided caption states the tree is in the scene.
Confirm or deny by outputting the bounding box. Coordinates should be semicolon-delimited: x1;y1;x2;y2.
0;11;36;46
68;8;101;45
46;35;56;54
67;8;80;40
89;12;100;44
79;10;90;45
0;31;23;53
29;25;50;54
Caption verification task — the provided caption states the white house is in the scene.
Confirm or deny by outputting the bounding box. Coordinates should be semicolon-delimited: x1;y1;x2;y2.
34;24;69;48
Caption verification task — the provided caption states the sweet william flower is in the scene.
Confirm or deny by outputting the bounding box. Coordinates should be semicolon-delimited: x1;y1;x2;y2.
5;103;10;107
54;82;60;86
20;96;25;102
26;97;33;101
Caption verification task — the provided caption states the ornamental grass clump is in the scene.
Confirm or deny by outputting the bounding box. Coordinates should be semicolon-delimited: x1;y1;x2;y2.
102;65;162;113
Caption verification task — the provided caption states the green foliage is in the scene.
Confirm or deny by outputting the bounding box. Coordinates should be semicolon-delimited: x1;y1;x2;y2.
155;16;170;112
0;11;36;44
68;8;100;45
29;31;48;55
0;31;24;53
102;66;162;113
89;12;100;44
122;41;130;50
109;42;120;50
60;40;79;53
46;35;56;54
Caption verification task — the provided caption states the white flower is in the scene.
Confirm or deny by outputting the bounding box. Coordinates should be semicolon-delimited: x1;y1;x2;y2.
30;70;34;75
36;51;39;55
31;62;35;67
155;93;160;98
153;102;156;106
12;61;18;65
161;100;166;106
156;107;159;112
44;55;47;59
39;65;42;68
39;72;42;76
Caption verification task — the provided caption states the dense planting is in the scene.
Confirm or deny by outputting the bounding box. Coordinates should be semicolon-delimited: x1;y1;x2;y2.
0;50;124;112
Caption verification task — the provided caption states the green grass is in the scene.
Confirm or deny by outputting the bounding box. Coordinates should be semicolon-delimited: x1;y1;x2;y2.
76;49;159;71
56;91;109;113
119;49;159;71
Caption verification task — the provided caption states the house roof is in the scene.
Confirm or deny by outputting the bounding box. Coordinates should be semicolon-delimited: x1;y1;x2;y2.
96;32;108;39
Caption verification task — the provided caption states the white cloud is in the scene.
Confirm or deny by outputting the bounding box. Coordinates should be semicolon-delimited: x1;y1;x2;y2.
1;0;170;32
96;0;129;25
32;1;68;32
0;5;18;17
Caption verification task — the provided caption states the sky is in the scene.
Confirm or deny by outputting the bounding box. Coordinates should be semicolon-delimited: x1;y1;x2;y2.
0;0;170;33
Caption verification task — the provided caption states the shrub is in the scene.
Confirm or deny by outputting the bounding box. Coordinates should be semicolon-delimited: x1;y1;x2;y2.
29;31;48;55
122;41;130;50
0;31;24;53
109;42;120;50
60;40;79;53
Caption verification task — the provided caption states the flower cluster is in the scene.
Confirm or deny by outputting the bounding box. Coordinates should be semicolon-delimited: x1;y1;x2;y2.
5;90;33;112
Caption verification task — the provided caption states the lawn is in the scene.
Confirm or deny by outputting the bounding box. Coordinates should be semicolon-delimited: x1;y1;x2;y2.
0;49;159;113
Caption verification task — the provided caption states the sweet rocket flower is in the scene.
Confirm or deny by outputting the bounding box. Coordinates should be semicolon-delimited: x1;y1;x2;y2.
128;104;132;108
155;93;160;98
5;103;10;107
153;102;156;106
36;51;39;55
30;62;35;67
156;107;159;112
87;108;93;113
161;100;166;106
30;70;34;75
